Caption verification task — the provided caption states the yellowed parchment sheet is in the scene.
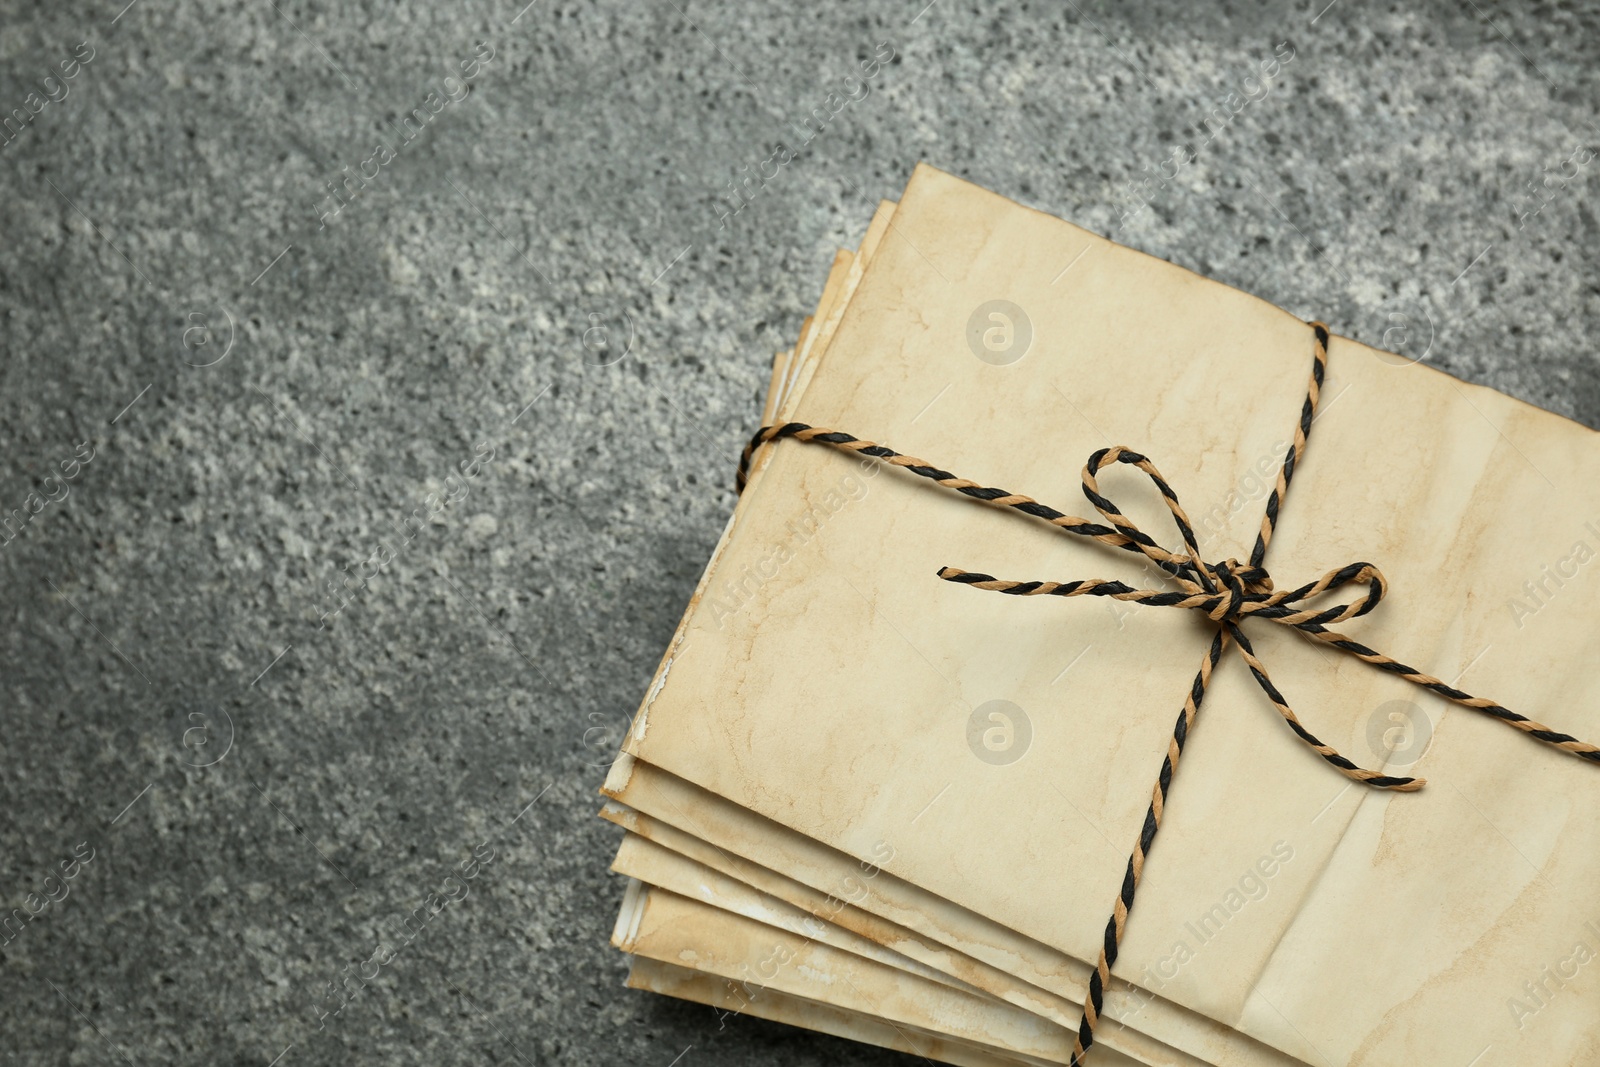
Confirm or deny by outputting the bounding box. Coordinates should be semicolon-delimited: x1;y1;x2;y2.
620;163;1600;1065
609;188;1269;1065
616;881;1125;1067
611;827;1226;1067
599;776;1277;1067
610;175;1306;1065
627;955;1036;1067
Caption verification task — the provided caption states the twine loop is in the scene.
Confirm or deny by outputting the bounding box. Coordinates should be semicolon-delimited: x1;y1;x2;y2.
1050;443;1387;633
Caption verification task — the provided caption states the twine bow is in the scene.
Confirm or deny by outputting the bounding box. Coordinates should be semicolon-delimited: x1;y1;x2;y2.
938;442;1420;792
735;321;1600;1065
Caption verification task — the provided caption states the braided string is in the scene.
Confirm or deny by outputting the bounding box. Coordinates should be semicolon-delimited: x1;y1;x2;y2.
734;320;1600;1063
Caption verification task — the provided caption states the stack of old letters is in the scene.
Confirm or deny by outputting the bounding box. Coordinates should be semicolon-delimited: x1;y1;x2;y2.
598;164;1600;1066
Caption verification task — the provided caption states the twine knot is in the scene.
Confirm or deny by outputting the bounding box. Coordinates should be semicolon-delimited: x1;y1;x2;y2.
1204;558;1272;622
935;444;1394;658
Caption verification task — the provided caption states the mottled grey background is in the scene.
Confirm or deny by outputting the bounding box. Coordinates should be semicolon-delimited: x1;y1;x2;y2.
0;0;1596;1064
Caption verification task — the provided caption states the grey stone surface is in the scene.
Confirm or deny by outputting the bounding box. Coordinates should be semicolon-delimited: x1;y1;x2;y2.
0;0;1597;1064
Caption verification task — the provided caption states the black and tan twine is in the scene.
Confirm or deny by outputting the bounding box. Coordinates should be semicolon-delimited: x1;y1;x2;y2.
735;321;1600;1065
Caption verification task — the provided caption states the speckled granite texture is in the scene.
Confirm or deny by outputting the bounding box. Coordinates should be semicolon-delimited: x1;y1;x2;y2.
1;0;1597;1063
